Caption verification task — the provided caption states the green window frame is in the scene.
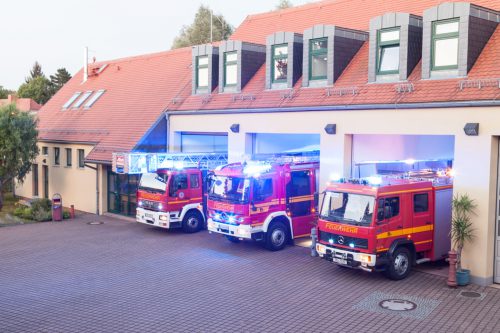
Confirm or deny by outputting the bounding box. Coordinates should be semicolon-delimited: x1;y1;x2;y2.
78;149;85;168
271;44;288;83
376;27;400;75
224;51;238;87
309;37;328;81
54;147;60;166
431;18;460;71
196;55;209;89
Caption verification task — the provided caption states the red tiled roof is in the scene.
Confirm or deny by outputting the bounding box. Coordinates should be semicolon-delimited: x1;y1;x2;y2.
37;48;192;162
38;0;500;163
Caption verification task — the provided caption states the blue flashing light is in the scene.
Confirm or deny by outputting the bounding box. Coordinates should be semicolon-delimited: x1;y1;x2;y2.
329;239;334;245
214;213;221;221
349;243;355;248
227;215;236;224
366;176;383;186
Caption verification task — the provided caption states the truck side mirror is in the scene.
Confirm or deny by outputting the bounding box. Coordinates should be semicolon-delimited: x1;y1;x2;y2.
313;192;319;206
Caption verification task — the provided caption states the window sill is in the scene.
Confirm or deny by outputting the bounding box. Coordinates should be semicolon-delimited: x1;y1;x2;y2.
77;167;85;170
53;165;60;168
304;79;328;88
64;166;73;169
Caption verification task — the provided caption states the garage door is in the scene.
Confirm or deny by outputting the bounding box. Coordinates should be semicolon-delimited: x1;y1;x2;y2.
352;135;455;177
252;133;320;154
181;133;228;153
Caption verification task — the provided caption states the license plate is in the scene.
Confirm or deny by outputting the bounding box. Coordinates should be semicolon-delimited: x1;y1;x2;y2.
145;213;153;218
332;257;347;265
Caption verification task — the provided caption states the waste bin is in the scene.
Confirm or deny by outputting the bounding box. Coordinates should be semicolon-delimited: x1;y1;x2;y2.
52;193;62;221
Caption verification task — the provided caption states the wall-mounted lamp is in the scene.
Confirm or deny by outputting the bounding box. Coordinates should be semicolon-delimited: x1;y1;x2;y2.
230;124;240;133
464;123;479;136
324;124;336;135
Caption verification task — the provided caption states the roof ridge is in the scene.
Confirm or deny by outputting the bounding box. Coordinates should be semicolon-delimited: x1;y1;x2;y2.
89;46;192;67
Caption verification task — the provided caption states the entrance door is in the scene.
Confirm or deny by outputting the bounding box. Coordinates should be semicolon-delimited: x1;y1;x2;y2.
42;165;49;199
108;170;139;216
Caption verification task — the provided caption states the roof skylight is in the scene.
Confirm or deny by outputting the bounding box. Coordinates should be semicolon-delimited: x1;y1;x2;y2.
62;92;81;109
72;91;93;108
84;89;105;109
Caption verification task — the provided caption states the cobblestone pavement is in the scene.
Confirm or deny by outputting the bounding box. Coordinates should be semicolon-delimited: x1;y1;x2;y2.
1;214;499;333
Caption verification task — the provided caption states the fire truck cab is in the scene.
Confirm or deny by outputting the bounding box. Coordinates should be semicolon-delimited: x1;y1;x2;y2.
133;153;228;233
315;173;453;280
207;153;319;251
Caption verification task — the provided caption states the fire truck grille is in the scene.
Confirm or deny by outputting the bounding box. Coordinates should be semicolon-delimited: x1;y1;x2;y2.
142;200;161;211
318;230;368;249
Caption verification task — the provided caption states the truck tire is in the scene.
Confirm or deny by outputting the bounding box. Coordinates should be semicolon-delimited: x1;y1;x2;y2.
225;235;240;243
385;247;412;280
265;221;288;251
182;211;203;233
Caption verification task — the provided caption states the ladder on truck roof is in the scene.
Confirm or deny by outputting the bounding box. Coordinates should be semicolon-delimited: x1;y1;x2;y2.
112;152;228;174
150;152;228;171
249;150;320;165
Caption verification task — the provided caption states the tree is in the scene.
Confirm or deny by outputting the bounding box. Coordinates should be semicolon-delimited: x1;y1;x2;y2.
172;5;233;49
50;68;72;94
25;61;44;83
276;0;293;10
0;104;38;211
0;86;13;99
17;76;53;105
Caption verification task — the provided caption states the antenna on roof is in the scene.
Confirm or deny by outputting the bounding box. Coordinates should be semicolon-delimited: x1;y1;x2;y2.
83;46;88;83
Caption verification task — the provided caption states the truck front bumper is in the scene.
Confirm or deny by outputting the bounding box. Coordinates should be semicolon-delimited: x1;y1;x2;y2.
315;243;379;272
207;219;261;240
136;208;180;229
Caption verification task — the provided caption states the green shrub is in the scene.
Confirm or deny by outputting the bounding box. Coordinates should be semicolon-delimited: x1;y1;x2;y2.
32;207;52;222
63;211;70;219
21;207;33;220
13;206;25;217
31;198;52;212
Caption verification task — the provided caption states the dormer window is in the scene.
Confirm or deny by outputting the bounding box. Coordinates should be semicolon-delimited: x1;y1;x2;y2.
368;13;422;83
196;56;209;89
421;2;498;79
272;44;288;83
377;28;400;75
309;38;328;80
431;19;459;70
192;45;219;95
224;51;238;87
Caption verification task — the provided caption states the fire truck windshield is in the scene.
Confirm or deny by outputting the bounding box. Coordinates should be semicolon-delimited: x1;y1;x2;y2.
320;191;375;226
209;176;250;204
139;173;169;193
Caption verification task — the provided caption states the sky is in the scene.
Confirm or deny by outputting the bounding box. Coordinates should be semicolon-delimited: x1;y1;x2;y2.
0;0;316;90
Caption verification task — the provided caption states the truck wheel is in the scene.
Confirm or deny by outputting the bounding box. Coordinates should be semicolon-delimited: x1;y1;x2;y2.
225;235;240;243
265;221;288;251
385;247;411;280
182;211;203;233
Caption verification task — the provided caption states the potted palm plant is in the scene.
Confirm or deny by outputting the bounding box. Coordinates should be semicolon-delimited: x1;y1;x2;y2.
450;194;476;286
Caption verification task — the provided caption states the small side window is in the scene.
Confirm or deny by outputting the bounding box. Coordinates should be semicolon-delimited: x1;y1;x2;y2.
414;193;429;213
377;196;400;220
170;174;188;197
190;174;200;188
253;178;273;202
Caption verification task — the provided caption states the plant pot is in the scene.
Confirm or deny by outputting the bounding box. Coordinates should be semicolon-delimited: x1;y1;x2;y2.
456;269;470;286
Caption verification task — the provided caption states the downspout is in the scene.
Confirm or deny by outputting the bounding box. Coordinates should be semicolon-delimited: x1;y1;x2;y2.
85;163;100;215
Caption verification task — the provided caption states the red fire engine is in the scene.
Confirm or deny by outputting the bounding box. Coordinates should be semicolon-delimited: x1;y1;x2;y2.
315;172;453;280
128;152;228;233
207;153;319;251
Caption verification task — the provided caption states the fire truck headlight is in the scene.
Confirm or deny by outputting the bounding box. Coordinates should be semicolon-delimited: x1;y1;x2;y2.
359;254;372;264
316;244;326;255
208;220;216;229
236;227;250;237
159;215;168;221
214;213;221;221
227;215;236;224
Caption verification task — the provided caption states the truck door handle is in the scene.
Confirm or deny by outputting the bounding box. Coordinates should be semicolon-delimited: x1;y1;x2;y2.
397;225;403;229
425;221;432;225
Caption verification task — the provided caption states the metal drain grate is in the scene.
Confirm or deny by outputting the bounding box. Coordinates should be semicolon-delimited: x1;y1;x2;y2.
87;221;104;225
457;290;486;300
379;299;417;311
353;291;440;319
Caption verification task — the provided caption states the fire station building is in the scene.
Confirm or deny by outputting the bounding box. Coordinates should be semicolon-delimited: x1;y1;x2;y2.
16;0;500;285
